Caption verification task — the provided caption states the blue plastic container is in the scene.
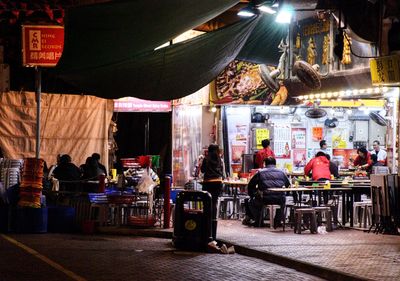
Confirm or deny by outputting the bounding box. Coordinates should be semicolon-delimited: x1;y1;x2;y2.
170;189;184;204
8;207;48;233
0;206;8;232
47;206;76;233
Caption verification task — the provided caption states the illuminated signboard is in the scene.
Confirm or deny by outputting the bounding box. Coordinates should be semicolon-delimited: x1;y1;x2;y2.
22;25;64;67
114;97;171;112
370;55;400;86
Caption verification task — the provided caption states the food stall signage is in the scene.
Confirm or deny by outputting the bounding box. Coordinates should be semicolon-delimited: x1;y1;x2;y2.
370;55;400;85
255;128;269;149
312;127;323;141
114;97;171;112
22;25;64;67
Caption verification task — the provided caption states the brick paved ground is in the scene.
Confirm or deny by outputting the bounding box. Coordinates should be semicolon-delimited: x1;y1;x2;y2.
217;220;400;281
0;234;323;281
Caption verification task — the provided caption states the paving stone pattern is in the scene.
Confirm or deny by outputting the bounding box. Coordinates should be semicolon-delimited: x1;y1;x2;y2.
217;220;400;281
2;234;323;281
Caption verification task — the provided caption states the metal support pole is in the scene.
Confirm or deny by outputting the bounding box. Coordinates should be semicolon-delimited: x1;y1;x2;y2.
163;176;171;229
144;116;149;155
35;66;41;159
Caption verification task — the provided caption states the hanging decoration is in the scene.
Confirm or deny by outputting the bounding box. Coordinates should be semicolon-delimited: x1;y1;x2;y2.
341;33;352;65
295;32;301;49
307;37;317;65
322;34;330;65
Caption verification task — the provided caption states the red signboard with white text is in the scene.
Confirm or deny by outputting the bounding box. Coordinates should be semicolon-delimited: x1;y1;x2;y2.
22;25;64;67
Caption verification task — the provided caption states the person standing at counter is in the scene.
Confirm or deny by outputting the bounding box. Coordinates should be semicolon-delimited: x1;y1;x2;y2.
371;140;387;165
325;154;339;179
319;140;328;154
255;139;275;168
353;147;372;172
304;152;331;181
201;144;224;241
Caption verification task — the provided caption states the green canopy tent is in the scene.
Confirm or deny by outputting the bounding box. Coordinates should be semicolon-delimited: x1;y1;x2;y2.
53;0;287;100
56;0;239;74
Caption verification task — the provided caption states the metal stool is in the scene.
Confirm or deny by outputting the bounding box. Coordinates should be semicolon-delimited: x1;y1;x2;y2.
294;208;317;234
314;206;333;232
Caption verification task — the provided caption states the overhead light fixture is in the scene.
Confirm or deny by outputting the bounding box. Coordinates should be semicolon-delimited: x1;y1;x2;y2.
275;5;293;24
258;5;277;14
238;4;257;17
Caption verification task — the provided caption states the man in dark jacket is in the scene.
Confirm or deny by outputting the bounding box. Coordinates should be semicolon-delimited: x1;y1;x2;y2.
243;157;290;227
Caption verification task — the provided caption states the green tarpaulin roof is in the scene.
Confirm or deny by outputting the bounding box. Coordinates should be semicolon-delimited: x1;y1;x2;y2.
53;0;286;100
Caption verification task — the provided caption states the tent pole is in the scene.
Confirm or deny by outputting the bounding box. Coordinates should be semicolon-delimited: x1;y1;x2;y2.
144;116;149;155
35;66;41;159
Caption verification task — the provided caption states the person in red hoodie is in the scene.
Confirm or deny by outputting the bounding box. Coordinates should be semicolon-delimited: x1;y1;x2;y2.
304;152;331;181
353;147;372;173
255;139;275;168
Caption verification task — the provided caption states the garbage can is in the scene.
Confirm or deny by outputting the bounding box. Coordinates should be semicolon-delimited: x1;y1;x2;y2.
172;191;212;251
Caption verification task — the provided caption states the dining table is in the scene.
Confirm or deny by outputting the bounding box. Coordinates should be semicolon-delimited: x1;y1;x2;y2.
268;185;364;227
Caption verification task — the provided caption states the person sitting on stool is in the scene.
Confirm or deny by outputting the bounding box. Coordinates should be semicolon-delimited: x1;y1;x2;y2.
243;157;290;227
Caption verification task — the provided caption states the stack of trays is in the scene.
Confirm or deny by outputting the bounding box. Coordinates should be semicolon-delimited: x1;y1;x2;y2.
4;168;20;189
18;158;44;208
88;193;108;204
0;159;23;189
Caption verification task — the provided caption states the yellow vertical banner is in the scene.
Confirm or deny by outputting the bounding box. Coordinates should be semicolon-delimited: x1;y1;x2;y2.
255;128;269;149
370;55;400;85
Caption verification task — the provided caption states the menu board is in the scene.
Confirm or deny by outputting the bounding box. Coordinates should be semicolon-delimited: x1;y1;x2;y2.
291;128;306;149
333;149;358;169
255;128;270;149
274;125;291;159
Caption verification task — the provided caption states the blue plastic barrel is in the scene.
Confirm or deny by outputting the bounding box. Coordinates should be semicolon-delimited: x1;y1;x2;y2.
8;207;48;233
47;206;76;233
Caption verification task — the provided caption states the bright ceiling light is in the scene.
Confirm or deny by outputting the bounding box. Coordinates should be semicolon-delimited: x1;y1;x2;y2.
258;5;277;14
275;7;292;24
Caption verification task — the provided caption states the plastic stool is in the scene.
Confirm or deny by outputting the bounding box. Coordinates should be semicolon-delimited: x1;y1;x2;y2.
353;202;366;227
314;206;333;232
294;208;317;234
259;205;281;229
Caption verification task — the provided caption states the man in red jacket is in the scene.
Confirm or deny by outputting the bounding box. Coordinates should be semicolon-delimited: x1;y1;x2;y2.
304;152;331;181
255;139;275;168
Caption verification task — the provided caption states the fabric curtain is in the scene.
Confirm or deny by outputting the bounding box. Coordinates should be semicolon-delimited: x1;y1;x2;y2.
0;91;114;169
53;16;260;101
56;0;239;73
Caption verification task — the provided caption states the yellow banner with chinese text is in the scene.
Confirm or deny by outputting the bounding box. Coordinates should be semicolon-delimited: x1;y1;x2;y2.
370;55;400;86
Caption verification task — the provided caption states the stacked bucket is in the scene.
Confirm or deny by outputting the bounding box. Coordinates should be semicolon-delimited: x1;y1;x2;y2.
18;158;44;208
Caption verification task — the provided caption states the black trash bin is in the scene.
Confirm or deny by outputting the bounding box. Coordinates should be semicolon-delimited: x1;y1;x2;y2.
172;191;212;251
